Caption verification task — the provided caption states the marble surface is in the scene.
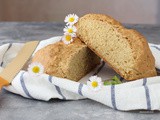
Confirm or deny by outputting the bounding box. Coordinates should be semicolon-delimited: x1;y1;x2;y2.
0;22;160;120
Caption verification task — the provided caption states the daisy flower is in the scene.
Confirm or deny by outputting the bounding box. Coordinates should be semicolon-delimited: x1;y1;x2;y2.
63;25;77;35
62;33;76;45
28;62;44;76
87;76;103;91
64;14;79;25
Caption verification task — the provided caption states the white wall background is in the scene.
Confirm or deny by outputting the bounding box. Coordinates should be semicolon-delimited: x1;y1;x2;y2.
0;0;160;24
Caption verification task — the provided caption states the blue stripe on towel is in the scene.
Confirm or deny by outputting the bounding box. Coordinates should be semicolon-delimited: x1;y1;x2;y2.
55;86;66;100
20;72;33;99
143;78;147;86
143;78;151;110
0;43;12;67
151;46;160;51
48;76;52;83
111;85;117;110
48;76;66;100
78;83;83;96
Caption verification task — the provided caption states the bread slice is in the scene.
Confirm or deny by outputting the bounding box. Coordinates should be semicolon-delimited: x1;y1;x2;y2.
32;38;100;81
75;14;157;80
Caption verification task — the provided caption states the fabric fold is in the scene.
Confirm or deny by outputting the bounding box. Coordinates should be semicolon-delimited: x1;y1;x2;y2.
1;36;160;111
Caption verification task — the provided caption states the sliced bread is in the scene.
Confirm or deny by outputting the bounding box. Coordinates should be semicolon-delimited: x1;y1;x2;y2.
32;38;100;81
76;14;157;80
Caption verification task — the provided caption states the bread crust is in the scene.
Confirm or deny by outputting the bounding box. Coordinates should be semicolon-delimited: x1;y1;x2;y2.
32;38;100;81
76;14;157;80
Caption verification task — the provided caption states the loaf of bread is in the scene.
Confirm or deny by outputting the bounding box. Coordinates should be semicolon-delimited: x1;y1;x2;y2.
75;14;157;80
32;38;100;81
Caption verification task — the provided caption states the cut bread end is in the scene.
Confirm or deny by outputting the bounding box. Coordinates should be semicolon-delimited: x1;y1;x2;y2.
76;14;157;80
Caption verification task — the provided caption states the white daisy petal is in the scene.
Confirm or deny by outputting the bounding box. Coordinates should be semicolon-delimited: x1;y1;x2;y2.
63;25;77;36
89;76;95;82
64;32;76;36
87;80;93;84
97;77;102;82
62;34;75;45
64;14;79;25
87;81;91;85
93;86;101;91
64;15;71;23
87;75;102;91
28;62;44;76
63;27;68;33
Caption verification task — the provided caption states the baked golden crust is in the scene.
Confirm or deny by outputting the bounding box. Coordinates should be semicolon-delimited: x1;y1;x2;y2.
32;38;100;81
76;14;157;80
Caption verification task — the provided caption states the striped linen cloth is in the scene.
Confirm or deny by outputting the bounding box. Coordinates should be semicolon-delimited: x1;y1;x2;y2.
1;36;160;111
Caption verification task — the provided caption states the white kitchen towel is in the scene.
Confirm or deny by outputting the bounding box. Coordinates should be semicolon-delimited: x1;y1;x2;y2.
1;36;160;111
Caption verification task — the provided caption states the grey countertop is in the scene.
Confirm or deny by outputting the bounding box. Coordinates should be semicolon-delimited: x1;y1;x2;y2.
0;22;160;120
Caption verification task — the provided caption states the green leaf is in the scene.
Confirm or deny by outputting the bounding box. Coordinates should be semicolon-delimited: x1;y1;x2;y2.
104;81;112;85
112;75;122;84
111;81;117;85
112;75;119;81
103;75;122;86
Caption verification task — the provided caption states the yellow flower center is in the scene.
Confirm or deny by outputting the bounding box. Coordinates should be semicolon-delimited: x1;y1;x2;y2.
68;28;73;33
32;66;40;73
91;81;98;88
65;35;72;41
69;17;75;22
